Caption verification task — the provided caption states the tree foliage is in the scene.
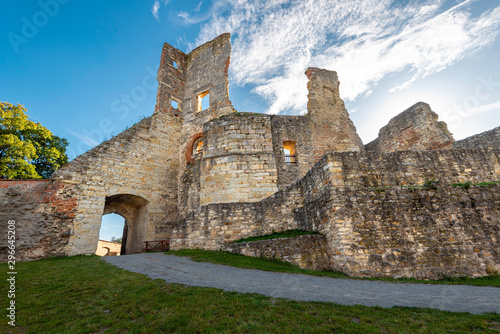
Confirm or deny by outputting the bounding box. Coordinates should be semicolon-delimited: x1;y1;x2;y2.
0;102;69;179
111;237;123;244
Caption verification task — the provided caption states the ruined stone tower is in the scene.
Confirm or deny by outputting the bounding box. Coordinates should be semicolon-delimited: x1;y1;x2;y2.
305;67;364;159
1;33;499;280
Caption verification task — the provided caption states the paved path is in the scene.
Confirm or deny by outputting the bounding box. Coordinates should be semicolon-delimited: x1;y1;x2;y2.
104;253;500;314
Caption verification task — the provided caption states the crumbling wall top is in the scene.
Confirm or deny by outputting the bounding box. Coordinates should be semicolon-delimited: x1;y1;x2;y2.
365;102;454;153
186;33;231;65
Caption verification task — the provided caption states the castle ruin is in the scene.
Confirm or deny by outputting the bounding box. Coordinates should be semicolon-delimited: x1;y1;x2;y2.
1;34;499;279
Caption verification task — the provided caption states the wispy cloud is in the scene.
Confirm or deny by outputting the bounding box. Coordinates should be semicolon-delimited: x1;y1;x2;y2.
466;100;500;116
67;129;99;147
151;0;170;21
151;1;160;21
178;0;229;25
194;0;500;115
195;1;203;12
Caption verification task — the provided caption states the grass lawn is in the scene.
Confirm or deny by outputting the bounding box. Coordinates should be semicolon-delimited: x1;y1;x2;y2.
1;256;499;333
169;249;500;287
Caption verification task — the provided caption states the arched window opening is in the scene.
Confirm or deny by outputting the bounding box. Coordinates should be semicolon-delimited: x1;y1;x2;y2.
96;213;125;256
192;137;204;156
283;141;297;165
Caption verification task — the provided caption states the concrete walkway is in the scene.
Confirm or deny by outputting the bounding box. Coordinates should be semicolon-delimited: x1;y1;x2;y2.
104;253;500;314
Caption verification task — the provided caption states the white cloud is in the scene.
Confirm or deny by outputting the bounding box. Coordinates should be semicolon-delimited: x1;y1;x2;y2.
195;1;203;12
151;1;160;21
177;0;229;25
466;100;500;116
194;0;500;115
67;129;99;147
151;0;170;21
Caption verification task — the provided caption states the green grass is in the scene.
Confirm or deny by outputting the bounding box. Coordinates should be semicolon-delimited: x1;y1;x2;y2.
453;181;500;189
169;249;500;287
231;229;321;244
476;181;500;187
452;181;473;190
1;256;499;333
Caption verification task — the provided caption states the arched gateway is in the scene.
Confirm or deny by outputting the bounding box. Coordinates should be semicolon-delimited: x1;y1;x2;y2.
101;194;149;255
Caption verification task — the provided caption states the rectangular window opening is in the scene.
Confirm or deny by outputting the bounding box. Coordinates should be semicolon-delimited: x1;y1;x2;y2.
171;99;179;110
172;61;178;69
283;141;297;165
196;91;210;112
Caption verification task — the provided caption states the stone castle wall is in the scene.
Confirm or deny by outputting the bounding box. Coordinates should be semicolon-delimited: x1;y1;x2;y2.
95;239;122;256
199;114;279;205
154;43;186;117
2;33;499;280
0;180;78;261
453;126;500;150
323;183;500;279
179;33;235;169
221;235;331;271
270;115;314;189
365;102;454;153
171;181;306;250
329;149;500;188
173;149;500;279
51;111;181;256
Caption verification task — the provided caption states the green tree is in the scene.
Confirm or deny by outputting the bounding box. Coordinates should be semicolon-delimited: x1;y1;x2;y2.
111;237;122;244
0;102;69;179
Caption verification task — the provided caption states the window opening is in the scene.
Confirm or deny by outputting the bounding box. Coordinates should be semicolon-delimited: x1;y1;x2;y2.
196;91;210;112
283;141;297;165
192;137;204;156
171;99;178;109
172;61;178;69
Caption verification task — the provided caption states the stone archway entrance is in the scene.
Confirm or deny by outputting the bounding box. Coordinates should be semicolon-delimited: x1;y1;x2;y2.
102;194;149;255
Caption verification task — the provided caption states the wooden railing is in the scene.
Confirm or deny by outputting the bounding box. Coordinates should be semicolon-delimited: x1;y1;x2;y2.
144;240;170;252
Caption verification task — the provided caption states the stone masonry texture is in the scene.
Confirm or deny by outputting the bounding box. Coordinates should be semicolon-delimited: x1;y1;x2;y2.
0;180;78;261
221;235;331;271
453;126;500;150
1;33;499;280
365;102;455;153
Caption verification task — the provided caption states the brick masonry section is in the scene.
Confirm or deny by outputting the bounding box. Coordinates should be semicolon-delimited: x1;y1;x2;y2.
221;235;331;271
0;180;78;261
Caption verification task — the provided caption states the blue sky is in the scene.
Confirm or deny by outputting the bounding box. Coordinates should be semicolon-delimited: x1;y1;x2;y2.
2;0;500;241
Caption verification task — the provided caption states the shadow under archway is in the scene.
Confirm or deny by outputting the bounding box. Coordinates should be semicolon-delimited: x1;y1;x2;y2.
102;194;149;255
